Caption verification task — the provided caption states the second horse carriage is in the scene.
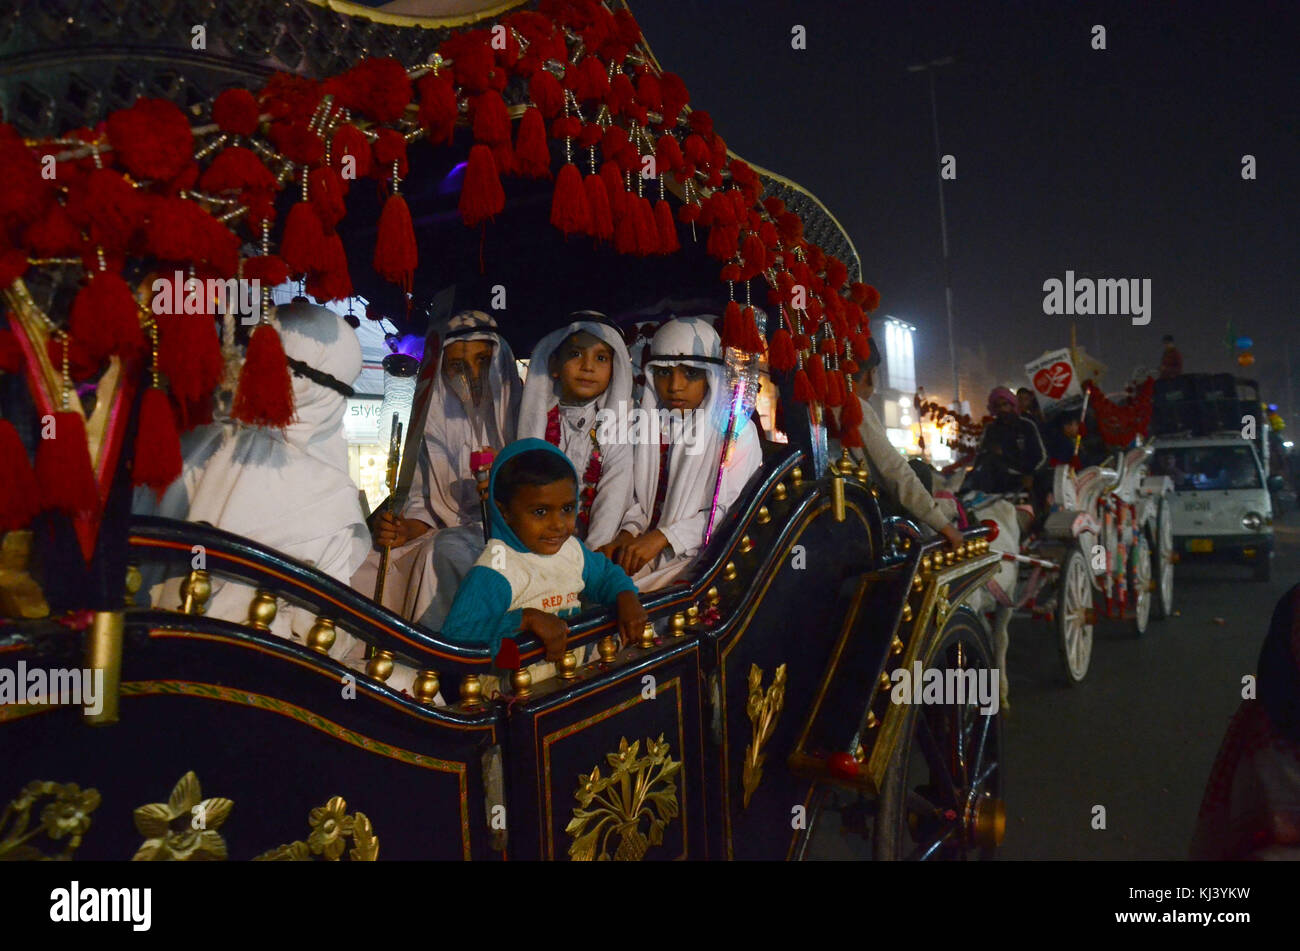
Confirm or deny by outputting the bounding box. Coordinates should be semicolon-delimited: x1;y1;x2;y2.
1;0;1007;862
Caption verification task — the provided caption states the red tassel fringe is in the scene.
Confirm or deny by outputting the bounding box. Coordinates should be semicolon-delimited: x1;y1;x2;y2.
584;173;614;241
35;411;99;516
654;199;679;254
460;145;505;227
133;387;183;496
550;162;591;237
769;327;796;373
232;323;295;428
282;201;328;277
374;192;417;294
514;107;551;179
70;271;144;363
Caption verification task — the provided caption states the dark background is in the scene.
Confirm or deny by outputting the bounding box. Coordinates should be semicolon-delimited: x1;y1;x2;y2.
629;0;1298;410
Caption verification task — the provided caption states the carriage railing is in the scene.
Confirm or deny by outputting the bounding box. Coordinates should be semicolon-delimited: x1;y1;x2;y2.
121;444;809;704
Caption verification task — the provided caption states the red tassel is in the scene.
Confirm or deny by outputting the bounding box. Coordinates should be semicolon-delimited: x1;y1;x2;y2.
841;421;863;449
806;354;828;403
472;90;511;146
550;162;591;237
0;420;39;531
232;323;295;428
35;411;99;516
459;145;505;227
740;306;765;355
282;201;328;277
584;173;614;241
416;72;458;146
656;134;684;175
308;166;347;228
706;223;740;261
529;71;564;118
70;271;144;363
720;300;743;350
600;161;628;223
514;107;551;179
242;254;289;289
632;196;658;256
307;231;353;302
841;386;864;430
374;192;417;294
332;123;373;179
133;387;183;496
793;368;814;404
768;327;796;373
654;199;679;254
824;369;845;408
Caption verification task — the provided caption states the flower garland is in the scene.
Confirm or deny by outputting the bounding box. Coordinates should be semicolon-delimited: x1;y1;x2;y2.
544;404;602;534
0;0;882;534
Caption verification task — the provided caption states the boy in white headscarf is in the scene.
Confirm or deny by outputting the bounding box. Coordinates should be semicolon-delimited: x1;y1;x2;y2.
141;300;371;659
603;317;762;591
351;310;521;625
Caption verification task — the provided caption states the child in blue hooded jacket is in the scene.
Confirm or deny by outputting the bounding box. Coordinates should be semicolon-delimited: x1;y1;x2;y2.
442;439;647;663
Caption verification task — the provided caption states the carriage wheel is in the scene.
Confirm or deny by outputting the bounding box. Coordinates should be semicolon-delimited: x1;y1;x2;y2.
1129;532;1151;636
873;608;1005;861
1056;548;1094;684
1149;496;1174;618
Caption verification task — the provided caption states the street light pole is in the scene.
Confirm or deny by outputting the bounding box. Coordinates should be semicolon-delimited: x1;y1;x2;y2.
908;56;960;408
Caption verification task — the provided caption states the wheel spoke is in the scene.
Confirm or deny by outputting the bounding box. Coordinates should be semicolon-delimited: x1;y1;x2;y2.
915;708;959;806
969;710;992;789
907;825;958;861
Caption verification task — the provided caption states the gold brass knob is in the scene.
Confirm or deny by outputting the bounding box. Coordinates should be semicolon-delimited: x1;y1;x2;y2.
855;464;871;482
306;617;337;654
459;674;483;710
899;536;912;551
366;649;394;682
912;574;924;592
890;636;904;655
865;710;878;729
685;604;700;624
670;612;687;636
879;672;893;691
124;564;142;606
723;561;738;582
945;550;955;566
412;669;440;703
773;482;788;502
179;569;211;615
853;743;866;763
920;554;931;572
511;667;532;699
248;589;278;630
756;505;771;525
640;621;656;649
870;486;881;499
901;602;913;622
790;466;803;485
706;586;721;607
559;651;578;679
738;534;753;554
598;635;618;664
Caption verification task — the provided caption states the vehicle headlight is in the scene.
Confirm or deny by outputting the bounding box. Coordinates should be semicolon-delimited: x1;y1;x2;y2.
1242;511;1265;531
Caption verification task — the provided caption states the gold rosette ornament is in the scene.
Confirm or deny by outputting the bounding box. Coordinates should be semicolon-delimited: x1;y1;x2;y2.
132;771;232;861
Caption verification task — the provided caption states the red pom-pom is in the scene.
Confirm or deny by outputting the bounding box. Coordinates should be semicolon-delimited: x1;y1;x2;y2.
242;254;289;289
849;282;869;304
655;134;684;175
416;72;459;146
609;74;637;115
133;387;183;496
212;89;260;137
740;231;766;280
64;168;142;252
46;335;102;382
460;145;505;227
281;201;328;277
769;326;796;373
309;165;348;228
706;222;740;261
472;90;511;146
634;72;663;112
70;271;143;363
763;196;786;218
777;212;803;245
259;72;323;121
825;256;848;290
861;284;881;311
0;125;52;232
677;201;701;224
374;192;417;294
654;199;679;254
493;638;521;670
23;202;81;257
35;411;99;516
197;145;275;195
551;116;582;141
156;309;222;422
0;420;39;531
658;72;689;126
529;70;564;118
269;118;324;166
232;323;295;427
372;128;409;179
550;162;591;237
583;173;614;241
325;57;412;123
332;123;373;179
568;57;609;101
307;231;353;303
514;107;551;179
106;98;193;182
688;110;714;137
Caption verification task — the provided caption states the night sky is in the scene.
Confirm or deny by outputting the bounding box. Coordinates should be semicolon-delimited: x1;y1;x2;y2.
631;0;1298;412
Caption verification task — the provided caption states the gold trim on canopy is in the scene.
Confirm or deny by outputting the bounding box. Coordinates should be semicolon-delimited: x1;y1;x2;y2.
302;0;528;29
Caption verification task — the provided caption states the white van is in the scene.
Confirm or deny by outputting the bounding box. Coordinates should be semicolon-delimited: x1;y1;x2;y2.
1149;436;1274;580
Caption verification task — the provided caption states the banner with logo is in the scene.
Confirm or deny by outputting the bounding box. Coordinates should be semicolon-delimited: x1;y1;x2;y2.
1025;348;1083;415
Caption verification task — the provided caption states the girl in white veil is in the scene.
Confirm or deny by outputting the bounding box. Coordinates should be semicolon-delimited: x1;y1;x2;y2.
607;317;762;591
143;300;371;658
351;310;521;624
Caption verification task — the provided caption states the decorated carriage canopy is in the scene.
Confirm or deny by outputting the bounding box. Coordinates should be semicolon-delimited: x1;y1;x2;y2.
0;0;884;548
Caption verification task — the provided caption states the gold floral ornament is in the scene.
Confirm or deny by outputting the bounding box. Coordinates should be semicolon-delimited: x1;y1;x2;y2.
132;771;232;861
566;736;680;862
0;781;101;861
742;663;787;809
253;796;378;861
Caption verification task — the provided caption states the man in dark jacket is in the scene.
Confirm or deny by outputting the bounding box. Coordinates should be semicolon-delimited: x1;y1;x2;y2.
965;386;1047;495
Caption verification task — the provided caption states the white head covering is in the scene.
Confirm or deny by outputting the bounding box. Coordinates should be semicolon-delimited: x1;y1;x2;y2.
633;317;745;542
401;310;521;528
148;300;370;581
518;313;634;547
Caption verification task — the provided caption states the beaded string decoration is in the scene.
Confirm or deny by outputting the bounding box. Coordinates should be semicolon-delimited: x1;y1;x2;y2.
544;405;603;534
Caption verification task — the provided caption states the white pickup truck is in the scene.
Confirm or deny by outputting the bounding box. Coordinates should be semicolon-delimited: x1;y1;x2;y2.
1149;435;1274;581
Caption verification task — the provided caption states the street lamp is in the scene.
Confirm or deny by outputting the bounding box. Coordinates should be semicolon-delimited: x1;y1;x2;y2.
907;55;959;407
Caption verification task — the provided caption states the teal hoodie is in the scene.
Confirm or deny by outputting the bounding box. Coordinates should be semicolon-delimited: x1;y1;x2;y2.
441;438;637;655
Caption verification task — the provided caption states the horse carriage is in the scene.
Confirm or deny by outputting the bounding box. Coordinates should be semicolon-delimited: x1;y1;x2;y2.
941;376;1176;690
0;0;1005;862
